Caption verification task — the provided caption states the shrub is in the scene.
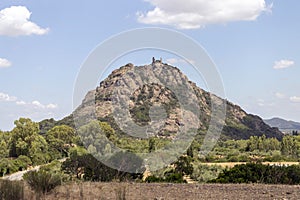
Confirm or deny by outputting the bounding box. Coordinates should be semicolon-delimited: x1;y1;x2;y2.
191;164;223;183
210;163;300;184
0;180;24;200
145;171;186;183
165;173;186;183
0;158;18;176
23;169;62;194
13;155;32;171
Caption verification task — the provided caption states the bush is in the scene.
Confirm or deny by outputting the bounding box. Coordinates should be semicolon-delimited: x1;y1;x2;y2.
0;180;24;200
23;169;62;194
145;171;186;183
145;175;163;183
165;173;186;183
210;163;300;184
191;164;223;183
13;155;32;171
0;158;18;176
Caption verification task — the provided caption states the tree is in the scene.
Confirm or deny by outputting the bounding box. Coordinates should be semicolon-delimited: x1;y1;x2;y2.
14;155;32;171
174;156;193;175
281;136;297;157
148;138;156;153
0;158;18;176
62;149;141;182
9;118;49;164
0;139;9;159
46;125;76;158
10;118;39;157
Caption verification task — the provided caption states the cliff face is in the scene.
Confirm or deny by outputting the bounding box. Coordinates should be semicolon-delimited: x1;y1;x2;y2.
72;60;283;140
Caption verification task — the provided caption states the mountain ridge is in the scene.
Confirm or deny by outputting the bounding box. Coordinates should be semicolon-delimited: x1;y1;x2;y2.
264;117;300;133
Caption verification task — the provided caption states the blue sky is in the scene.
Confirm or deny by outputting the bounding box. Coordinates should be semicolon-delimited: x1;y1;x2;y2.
0;0;299;130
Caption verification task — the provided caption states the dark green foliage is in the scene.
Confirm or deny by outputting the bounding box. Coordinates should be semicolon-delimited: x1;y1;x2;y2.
9;118;50;165
173;156;193;175
62;148;142;182
0;180;24;200
145;172;186;183
39;115;75;135
164;172;186;183
23;169;62;194
0;158;18;176
0;131;9;159
145;175;162;183
148;138;156;152
210;163;300;184
14;155;32;171
107;151;145;174
130;105;151;125
46;125;78;159
292;130;299;136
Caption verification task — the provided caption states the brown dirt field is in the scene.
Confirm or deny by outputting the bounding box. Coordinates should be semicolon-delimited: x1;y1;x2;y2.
25;182;300;200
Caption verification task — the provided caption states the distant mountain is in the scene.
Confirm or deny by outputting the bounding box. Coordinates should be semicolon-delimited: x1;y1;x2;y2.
264;118;300;133
70;59;283;141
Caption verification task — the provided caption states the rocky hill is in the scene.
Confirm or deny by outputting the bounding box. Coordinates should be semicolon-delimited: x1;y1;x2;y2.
70;59;283;141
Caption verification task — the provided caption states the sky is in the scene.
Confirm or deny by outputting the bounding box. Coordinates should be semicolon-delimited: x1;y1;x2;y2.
0;0;300;131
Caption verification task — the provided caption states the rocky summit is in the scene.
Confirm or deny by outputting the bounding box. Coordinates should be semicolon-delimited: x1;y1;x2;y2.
70;58;283;141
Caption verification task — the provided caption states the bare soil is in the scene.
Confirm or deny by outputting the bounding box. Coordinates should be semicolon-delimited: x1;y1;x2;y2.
25;182;300;200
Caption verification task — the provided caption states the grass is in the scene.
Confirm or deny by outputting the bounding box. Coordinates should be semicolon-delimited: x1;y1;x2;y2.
0;180;24;200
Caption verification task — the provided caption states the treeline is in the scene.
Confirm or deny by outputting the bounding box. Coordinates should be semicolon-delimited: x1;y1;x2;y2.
0;118;80;176
202;135;300;163
1;117;300;185
210;163;300;184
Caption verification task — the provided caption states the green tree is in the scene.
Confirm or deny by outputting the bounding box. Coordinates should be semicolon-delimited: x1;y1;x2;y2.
0;140;9;159
0;158;18;176
46;125;76;158
9;118;49;164
174;156;193;175
13;155;32;171
0;131;10;159
10;118;39;157
148;138;156;153
281;136;297;157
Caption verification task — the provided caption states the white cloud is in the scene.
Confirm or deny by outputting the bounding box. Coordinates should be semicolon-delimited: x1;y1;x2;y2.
290;96;300;103
46;103;58;109
30;101;57;109
0;92;17;102
166;58;195;65
273;60;295;69
275;92;285;99
0;58;12;68
32;100;44;108
137;0;271;29
257;99;275;107
0;93;58;109
0;6;49;36
23;100;58;109
16;101;26;105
